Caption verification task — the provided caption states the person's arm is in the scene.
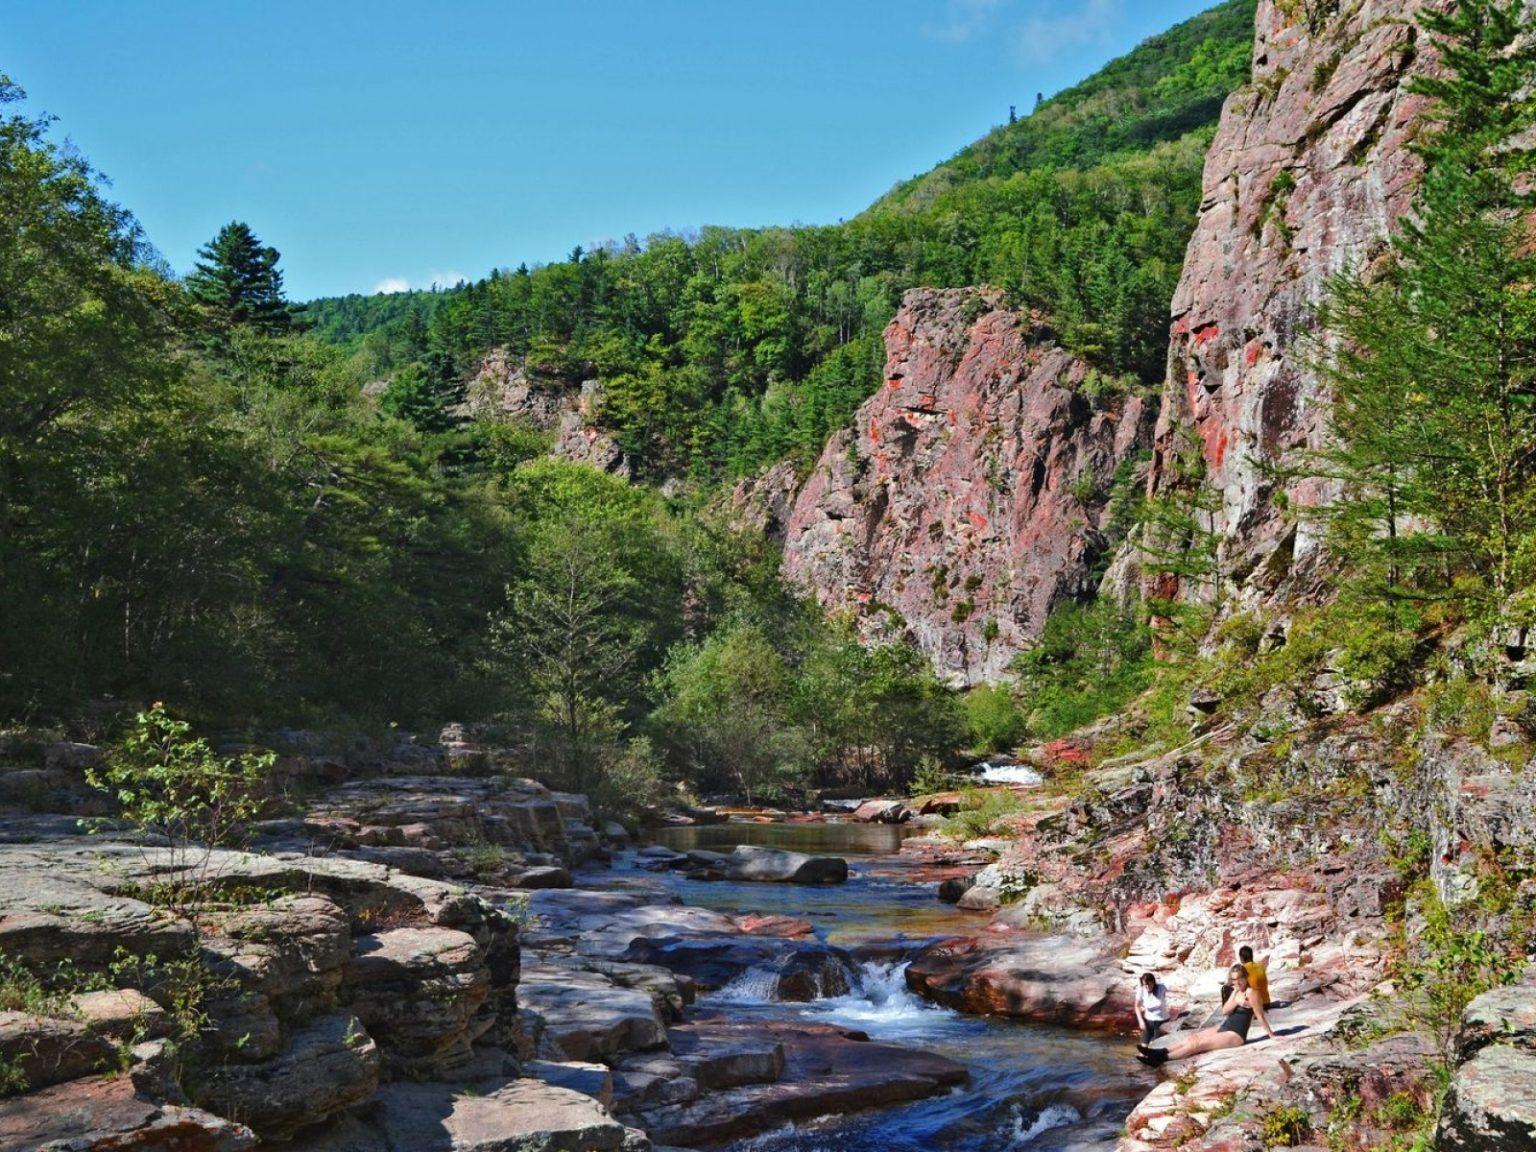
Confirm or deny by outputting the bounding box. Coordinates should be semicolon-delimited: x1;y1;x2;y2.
1250;991;1276;1039
1219;988;1240;1014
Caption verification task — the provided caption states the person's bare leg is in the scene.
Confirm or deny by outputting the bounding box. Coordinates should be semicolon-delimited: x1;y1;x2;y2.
1164;1029;1245;1061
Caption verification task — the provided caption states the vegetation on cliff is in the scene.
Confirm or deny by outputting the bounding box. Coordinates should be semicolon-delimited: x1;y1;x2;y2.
306;1;1256;481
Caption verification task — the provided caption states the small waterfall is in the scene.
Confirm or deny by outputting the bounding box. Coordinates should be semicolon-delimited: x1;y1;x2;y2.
812;961;959;1037
1008;1102;1082;1145
715;965;785;1003
713;947;864;1003
979;762;1043;786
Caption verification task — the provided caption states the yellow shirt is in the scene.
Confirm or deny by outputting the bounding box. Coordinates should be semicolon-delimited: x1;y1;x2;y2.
1243;961;1270;1007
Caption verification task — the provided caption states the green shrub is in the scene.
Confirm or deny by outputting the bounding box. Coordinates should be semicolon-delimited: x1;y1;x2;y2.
1012;599;1153;739
965;684;1027;754
1259;1103;1313;1147
941;788;1025;840
85;705;271;909
1395;883;1522;1056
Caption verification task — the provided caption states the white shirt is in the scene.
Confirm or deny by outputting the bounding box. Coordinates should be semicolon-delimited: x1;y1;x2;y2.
1136;981;1168;1022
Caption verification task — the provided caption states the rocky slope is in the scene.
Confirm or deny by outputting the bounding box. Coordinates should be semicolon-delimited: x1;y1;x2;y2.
1142;0;1430;606
0;730;969;1151
889;666;1536;1150
464;349;631;477
781;288;1155;684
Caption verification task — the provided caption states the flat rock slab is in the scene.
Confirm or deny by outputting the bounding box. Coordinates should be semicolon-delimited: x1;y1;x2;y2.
0;1072;256;1151
905;935;1132;1029
520;964;668;1062
625;1015;966;1146
525;889;738;959
291;1078;633;1152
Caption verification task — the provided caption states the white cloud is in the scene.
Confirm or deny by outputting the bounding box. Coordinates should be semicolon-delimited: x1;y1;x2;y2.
924;0;1006;44
1013;0;1125;65
370;271;469;295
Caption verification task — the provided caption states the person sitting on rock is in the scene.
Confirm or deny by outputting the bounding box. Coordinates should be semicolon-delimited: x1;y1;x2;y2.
1134;972;1169;1045
1137;964;1274;1067
1239;945;1271;1008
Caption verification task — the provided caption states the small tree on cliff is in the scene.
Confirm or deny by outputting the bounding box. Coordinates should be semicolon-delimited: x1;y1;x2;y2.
186;220;295;337
1306;0;1536;618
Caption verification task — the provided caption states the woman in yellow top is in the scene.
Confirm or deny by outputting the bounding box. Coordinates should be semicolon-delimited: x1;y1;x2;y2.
1239;946;1270;1008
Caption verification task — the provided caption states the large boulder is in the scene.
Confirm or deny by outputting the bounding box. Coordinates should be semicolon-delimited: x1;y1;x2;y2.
849;800;910;825
1437;1045;1536;1151
722;846;847;885
191;1013;380;1141
344;926;492;1078
904;935;1132;1030
518;964;668;1062
0;1073;255;1152
1439;967;1536;1151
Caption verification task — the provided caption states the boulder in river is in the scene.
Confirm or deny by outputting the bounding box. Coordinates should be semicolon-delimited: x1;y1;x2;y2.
904;934;1133;1030
723;845;848;885
850;799;910;824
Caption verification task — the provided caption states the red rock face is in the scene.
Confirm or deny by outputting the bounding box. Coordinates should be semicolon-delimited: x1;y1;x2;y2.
782;288;1154;685
1148;0;1430;596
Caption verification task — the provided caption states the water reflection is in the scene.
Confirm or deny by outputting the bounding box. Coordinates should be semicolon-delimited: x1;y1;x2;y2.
650;820;919;857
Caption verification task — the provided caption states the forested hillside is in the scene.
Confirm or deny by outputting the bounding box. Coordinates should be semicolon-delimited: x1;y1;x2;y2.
306;0;1255;481
0;74;964;803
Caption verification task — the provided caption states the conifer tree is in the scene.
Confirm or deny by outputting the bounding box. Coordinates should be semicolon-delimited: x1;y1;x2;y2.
1308;0;1536;614
185;221;295;336
380;349;463;433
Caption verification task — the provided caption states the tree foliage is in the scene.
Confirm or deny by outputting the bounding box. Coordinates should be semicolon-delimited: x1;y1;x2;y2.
305;2;1256;482
185;220;296;336
1305;0;1536;621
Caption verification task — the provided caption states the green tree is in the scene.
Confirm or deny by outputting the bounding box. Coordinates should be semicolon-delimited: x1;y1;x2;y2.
186;220;295;336
652;621;806;803
1307;0;1536;617
381;349;463;432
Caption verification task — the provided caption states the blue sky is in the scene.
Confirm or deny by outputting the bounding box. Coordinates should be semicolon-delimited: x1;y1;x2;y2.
8;1;1225;300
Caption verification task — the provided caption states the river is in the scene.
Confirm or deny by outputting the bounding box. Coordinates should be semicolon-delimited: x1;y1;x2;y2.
620;821;1155;1151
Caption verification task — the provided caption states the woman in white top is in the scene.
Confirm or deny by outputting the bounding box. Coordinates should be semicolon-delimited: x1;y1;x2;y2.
1134;972;1169;1045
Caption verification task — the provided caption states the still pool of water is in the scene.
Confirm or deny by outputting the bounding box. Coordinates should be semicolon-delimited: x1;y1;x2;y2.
650;820;920;857
621;821;1155;1150
637;821;975;944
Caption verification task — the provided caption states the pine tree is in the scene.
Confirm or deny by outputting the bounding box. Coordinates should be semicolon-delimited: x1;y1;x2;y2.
1307;0;1536;615
185;221;294;336
380;349;463;433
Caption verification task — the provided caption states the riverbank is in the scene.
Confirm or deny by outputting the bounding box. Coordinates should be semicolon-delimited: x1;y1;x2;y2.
2;724;1530;1150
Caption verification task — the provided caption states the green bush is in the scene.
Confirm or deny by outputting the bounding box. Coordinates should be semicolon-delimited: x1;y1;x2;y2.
965;684;1027;754
85;706;271;907
942;788;1026;840
1012;599;1153;739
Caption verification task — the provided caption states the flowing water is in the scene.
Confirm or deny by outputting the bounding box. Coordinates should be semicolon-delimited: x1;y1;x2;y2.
627;821;1155;1150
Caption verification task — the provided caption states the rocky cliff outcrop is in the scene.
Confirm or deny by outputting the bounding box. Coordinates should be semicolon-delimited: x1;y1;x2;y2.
465;349;630;477
1144;0;1430;604
782;288;1155;684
